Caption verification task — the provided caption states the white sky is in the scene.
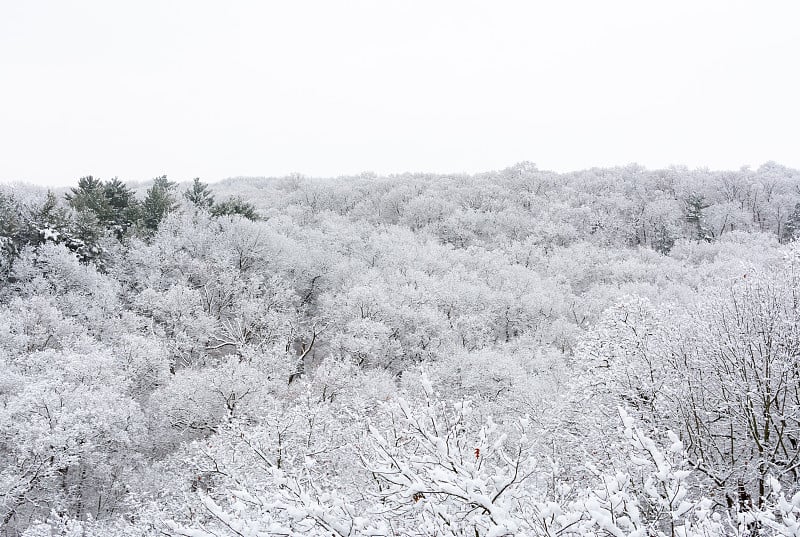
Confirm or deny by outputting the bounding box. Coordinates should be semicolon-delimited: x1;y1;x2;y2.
1;1;799;186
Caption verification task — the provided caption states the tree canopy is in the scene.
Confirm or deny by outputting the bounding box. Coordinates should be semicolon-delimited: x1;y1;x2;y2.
3;164;800;536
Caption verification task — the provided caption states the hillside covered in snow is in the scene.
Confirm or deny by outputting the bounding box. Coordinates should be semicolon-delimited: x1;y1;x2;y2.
2;162;800;536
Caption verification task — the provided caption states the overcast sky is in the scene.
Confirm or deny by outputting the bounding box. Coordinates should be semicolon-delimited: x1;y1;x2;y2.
1;1;798;186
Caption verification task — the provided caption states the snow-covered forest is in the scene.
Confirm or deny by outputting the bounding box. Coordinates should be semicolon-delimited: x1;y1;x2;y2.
3;162;800;536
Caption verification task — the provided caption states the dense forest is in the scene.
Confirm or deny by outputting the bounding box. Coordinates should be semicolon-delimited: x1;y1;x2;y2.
2;162;800;536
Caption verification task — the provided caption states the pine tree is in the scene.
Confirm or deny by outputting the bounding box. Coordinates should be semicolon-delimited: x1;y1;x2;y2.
652;223;676;254
783;202;800;243
141;175;178;232
210;196;258;220
183;178;215;210
65;176;112;223
33;190;71;241
0;191;24;271
1;190;73;276
685;193;710;240
65;210;105;264
103;178;140;237
64;175;140;246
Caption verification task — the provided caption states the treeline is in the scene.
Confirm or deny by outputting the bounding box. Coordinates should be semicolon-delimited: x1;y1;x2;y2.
3;162;800;277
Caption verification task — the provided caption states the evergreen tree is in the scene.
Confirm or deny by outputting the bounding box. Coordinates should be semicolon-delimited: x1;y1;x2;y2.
141;175;178;232
0;191;24;273
210;196;259;220
0;190;73;277
64;210;105;264
652;223;676;254
684;193;710;240
65;176;112;223
33;190;71;241
103;178;140;238
783;202;800;243
63;176;140;259
183;178;215;210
